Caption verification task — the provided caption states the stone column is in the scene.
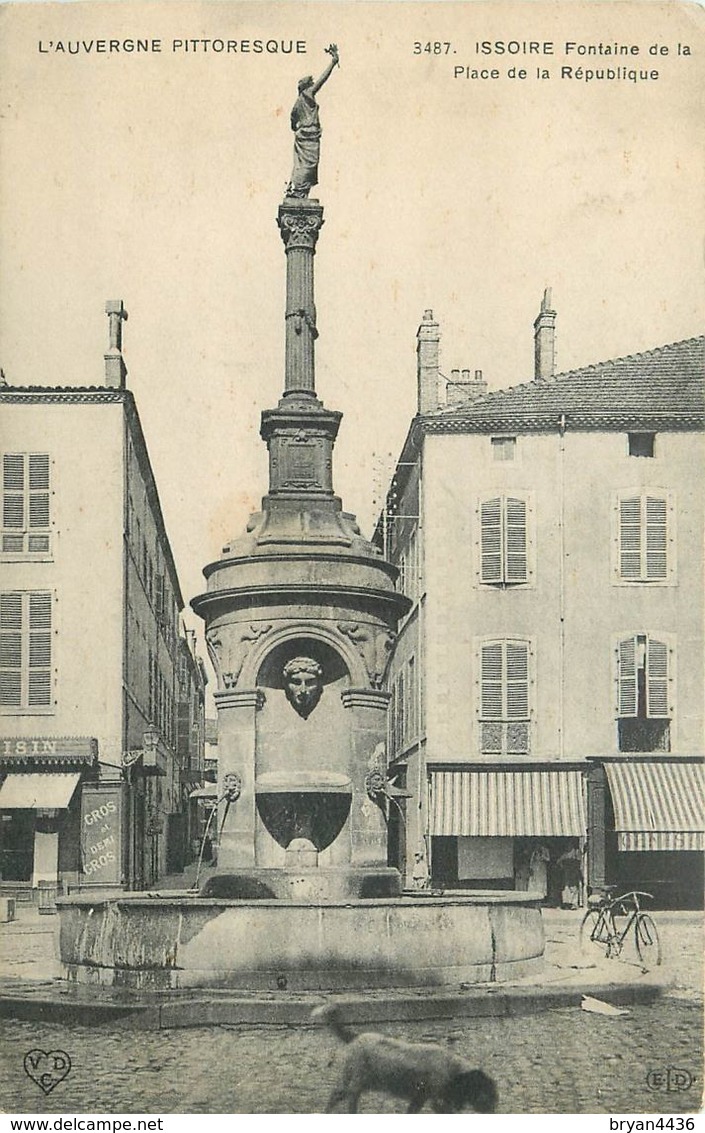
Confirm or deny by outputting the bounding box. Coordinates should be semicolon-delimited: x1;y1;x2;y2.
342;688;392;867
214;688;265;869
277;199;324;395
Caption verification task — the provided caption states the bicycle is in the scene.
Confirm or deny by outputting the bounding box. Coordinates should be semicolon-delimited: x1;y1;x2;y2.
579;888;662;966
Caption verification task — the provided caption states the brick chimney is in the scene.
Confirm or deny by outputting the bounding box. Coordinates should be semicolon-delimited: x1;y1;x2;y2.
533;288;556;381
416;309;440;413
104;300;128;389
446;367;488;405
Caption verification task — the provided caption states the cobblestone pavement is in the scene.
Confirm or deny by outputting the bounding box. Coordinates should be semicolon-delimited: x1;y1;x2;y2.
0;999;702;1115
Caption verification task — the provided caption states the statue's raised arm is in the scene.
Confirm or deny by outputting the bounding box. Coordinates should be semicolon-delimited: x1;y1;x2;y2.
286;45;340;199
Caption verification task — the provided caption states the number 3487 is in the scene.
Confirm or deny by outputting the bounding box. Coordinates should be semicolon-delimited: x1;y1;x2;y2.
413;42;453;54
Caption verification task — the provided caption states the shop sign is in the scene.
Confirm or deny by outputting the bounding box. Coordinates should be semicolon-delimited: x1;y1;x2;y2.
1;737;96;761
80;786;122;884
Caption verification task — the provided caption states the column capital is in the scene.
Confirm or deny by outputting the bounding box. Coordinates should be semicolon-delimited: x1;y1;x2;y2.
214;688;266;711
277;199;324;251
341;688;392;711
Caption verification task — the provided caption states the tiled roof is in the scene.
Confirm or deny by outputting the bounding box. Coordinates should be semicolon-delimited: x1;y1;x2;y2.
0;386;125;403
426;337;705;431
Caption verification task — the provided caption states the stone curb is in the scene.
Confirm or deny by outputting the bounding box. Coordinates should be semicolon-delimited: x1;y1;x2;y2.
0;980;664;1030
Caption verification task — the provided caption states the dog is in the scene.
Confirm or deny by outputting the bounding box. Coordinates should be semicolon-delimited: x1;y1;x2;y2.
312;1003;498;1114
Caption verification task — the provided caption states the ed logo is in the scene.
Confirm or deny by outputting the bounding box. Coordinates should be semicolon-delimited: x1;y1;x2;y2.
646;1068;694;1092
23;1049;72;1094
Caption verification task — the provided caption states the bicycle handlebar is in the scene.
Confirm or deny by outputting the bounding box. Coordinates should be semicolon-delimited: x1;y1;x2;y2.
590;888;653;908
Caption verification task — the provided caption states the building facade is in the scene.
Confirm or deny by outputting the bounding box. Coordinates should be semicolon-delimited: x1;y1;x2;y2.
378;302;704;907
0;302;205;899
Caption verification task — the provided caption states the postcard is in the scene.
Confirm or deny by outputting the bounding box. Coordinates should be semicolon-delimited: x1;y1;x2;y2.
0;0;703;1121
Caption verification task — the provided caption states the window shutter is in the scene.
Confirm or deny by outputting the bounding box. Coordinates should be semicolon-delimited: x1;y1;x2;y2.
389;683;397;751
407;657;417;739
3;453;25;530
3;454;51;554
646;638;669;718
0;592;23;706
505;642;529;718
617;636;638;716
28;592;52;706
505;498;528;583
645;497;668;580
480;643;503;718
480;498;502;582
619;497;641;579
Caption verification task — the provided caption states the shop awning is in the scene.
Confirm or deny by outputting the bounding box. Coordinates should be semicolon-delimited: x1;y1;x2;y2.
189;786;218;801
429;769;586;837
605;761;705;851
0;772;81;809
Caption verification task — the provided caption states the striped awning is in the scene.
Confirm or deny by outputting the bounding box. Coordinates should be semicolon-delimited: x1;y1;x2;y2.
429;769;586;837
605;761;705;852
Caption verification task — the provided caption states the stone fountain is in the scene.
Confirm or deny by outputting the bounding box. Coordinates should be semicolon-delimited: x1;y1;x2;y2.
57;55;544;992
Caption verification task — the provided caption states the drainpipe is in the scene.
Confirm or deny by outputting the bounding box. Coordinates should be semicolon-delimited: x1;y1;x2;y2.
417;453;427;880
558;413;566;760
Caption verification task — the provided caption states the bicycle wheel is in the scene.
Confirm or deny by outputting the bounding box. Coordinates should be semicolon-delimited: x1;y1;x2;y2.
635;913;662;966
579;909;608;959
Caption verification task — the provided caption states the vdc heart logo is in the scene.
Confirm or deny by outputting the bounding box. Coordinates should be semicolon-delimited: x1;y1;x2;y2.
24;1049;72;1094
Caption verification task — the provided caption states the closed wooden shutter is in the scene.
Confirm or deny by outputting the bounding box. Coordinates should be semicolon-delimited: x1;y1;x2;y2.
481;496;528;584
0;592;23;706
619;497;642;579
506;643;529;718
481;643;504;718
617;636;638;717
645;497;668;580
480;498;502;582
480;640;530;755
646;638;669;718
505;498;528;583
3;455;25;527
0;591;52;708
619;494;669;581
2;453;51;554
28;592;52;706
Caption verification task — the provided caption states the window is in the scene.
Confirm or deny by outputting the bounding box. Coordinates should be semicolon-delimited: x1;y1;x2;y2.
2;454;51;555
396;670;405;751
396;531;420;605
406;656;418;742
616;633;672;752
491;436;516;462
0;591;53;710
478;495;531;585
396;552;406;596
616;493;672;583
478;639;531;755
628;432;655;458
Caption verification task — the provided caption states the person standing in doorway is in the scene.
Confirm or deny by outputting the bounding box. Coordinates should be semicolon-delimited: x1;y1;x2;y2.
528;844;550;899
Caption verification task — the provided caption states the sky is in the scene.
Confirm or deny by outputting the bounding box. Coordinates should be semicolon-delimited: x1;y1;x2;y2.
1;0;703;674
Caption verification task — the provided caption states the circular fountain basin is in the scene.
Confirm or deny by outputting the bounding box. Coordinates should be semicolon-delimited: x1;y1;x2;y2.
58;891;544;991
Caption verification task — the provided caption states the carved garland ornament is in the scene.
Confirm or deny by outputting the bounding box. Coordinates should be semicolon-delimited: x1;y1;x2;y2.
205;623;272;689
337;622;396;689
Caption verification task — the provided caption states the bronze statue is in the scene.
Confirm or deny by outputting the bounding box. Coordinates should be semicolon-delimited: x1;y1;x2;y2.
286;44;339;198
283;656;324;718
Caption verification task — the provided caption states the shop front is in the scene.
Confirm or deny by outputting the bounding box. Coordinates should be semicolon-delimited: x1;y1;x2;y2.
428;764;587;905
0;736;97;905
587;757;705;909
